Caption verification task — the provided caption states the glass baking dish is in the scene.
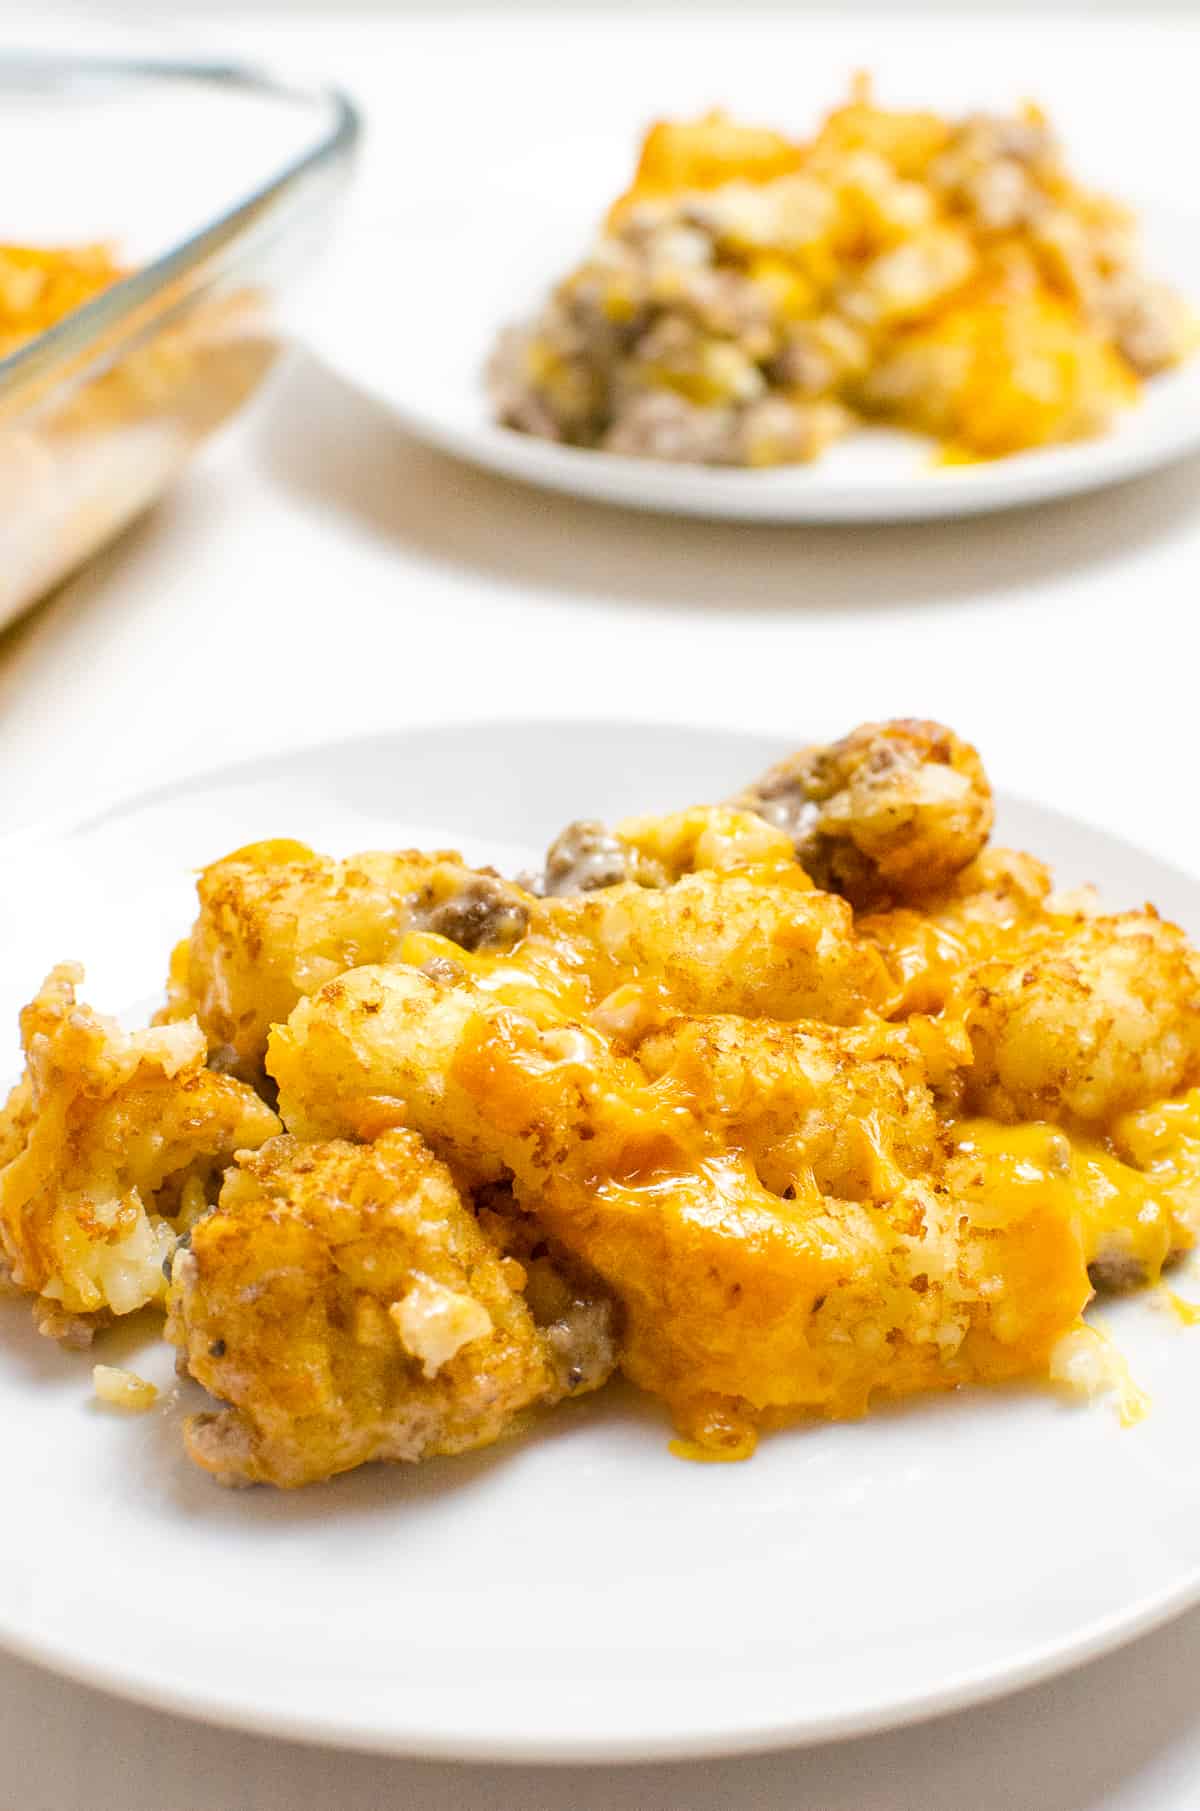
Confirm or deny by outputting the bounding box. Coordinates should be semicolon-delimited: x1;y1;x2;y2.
0;53;360;630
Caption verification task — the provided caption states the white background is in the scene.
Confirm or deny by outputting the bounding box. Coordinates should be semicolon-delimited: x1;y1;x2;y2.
5;7;1200;1807
50;0;1200;12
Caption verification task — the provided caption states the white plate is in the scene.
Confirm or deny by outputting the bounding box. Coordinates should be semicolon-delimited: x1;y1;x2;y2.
314;148;1200;523
6;720;1200;1763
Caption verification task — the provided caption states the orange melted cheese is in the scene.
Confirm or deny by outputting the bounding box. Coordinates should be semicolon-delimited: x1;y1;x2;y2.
949;1092;1200;1291
367;865;1200;1456
396;928;1094;1448
1162;1290;1200;1327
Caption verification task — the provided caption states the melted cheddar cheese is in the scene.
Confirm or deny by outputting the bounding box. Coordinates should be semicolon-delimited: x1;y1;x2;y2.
948;1101;1200;1293
267;843;1200;1457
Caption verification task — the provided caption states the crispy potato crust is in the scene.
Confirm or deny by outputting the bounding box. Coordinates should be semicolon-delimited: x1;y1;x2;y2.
160;842;532;1080
0;965;279;1337
168;1130;568;1488
732;719;994;906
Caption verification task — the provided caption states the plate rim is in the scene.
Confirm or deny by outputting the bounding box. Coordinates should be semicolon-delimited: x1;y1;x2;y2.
359;376;1200;525
1;1555;1198;1765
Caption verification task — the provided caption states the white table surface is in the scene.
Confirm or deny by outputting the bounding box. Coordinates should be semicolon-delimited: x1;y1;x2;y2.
6;9;1200;1807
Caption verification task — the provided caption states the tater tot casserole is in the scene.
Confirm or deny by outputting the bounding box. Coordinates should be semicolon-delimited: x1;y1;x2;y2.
488;79;1192;467
2;719;1199;1486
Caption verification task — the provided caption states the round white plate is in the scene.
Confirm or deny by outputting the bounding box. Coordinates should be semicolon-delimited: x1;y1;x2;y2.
6;720;1200;1762
314;145;1200;522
